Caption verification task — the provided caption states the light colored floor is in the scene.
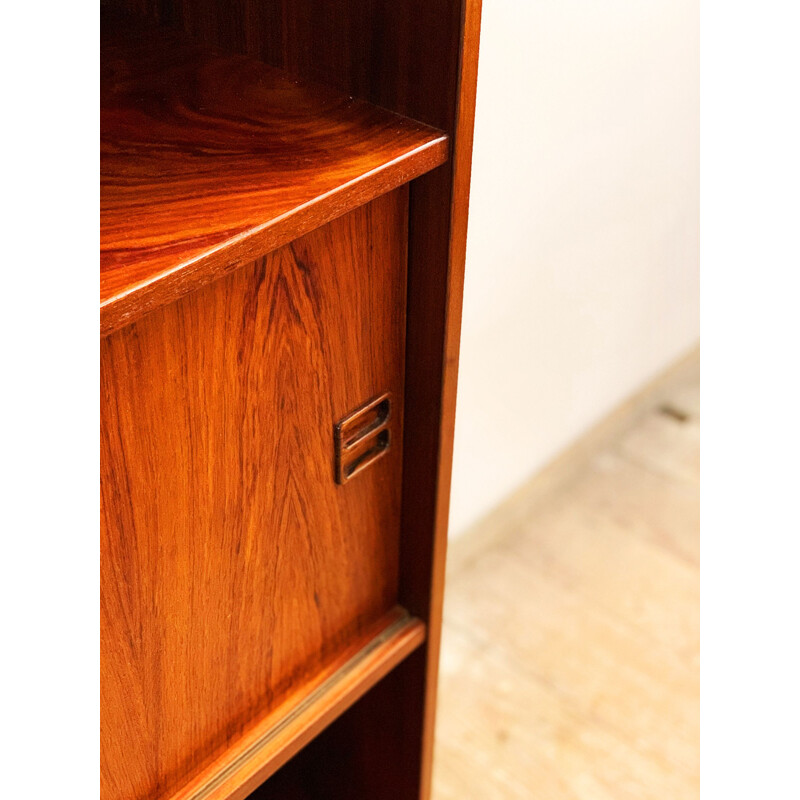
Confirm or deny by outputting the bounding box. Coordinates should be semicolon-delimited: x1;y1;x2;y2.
433;370;699;799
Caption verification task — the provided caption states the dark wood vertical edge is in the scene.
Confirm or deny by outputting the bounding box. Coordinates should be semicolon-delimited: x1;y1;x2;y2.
400;0;483;798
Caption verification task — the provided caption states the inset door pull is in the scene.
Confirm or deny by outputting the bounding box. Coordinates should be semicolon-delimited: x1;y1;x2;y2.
334;393;391;484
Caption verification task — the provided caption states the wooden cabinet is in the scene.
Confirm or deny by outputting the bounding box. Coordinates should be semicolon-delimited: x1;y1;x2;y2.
100;3;481;799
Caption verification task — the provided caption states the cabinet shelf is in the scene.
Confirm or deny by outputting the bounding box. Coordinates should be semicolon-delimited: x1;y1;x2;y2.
100;13;448;335
166;608;426;800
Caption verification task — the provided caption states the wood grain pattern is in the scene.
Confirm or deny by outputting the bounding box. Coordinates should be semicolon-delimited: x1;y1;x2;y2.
101;189;408;800
147;3;485;796
100;12;447;335
106;0;460;126
170;609;425;800
399;2;484;796
102;2;483;796
247;648;430;800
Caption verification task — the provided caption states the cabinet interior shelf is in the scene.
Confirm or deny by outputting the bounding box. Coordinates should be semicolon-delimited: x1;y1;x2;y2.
101;12;449;334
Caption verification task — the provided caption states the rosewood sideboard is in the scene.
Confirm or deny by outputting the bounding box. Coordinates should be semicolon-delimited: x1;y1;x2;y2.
100;2;481;798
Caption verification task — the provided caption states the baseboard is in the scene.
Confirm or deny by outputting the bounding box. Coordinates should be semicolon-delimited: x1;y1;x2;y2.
446;343;700;576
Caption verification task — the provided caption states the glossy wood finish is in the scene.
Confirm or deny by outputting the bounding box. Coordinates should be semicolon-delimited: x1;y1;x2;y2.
246;650;429;800
100;12;448;335
102;1;482;796
171;609;425;800
405;3;484;794
148;3;485;795
334;393;392;485
101;190;409;800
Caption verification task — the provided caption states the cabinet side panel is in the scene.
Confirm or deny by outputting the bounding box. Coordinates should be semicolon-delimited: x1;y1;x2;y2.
101;189;408;800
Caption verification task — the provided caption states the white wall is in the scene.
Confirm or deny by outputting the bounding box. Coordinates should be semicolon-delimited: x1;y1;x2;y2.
449;0;699;537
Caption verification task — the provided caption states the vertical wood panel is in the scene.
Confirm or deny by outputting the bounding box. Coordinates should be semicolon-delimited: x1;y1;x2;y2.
101;189;408;800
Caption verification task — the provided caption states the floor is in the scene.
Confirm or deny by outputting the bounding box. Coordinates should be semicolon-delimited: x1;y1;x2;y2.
433;371;699;799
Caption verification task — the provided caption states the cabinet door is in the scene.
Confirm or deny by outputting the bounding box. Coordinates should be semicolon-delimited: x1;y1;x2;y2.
100;188;408;800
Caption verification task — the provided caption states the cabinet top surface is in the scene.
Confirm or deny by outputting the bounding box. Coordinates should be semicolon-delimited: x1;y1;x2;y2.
100;13;448;333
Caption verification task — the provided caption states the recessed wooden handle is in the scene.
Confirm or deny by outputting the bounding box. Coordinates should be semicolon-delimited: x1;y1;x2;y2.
334;393;391;484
